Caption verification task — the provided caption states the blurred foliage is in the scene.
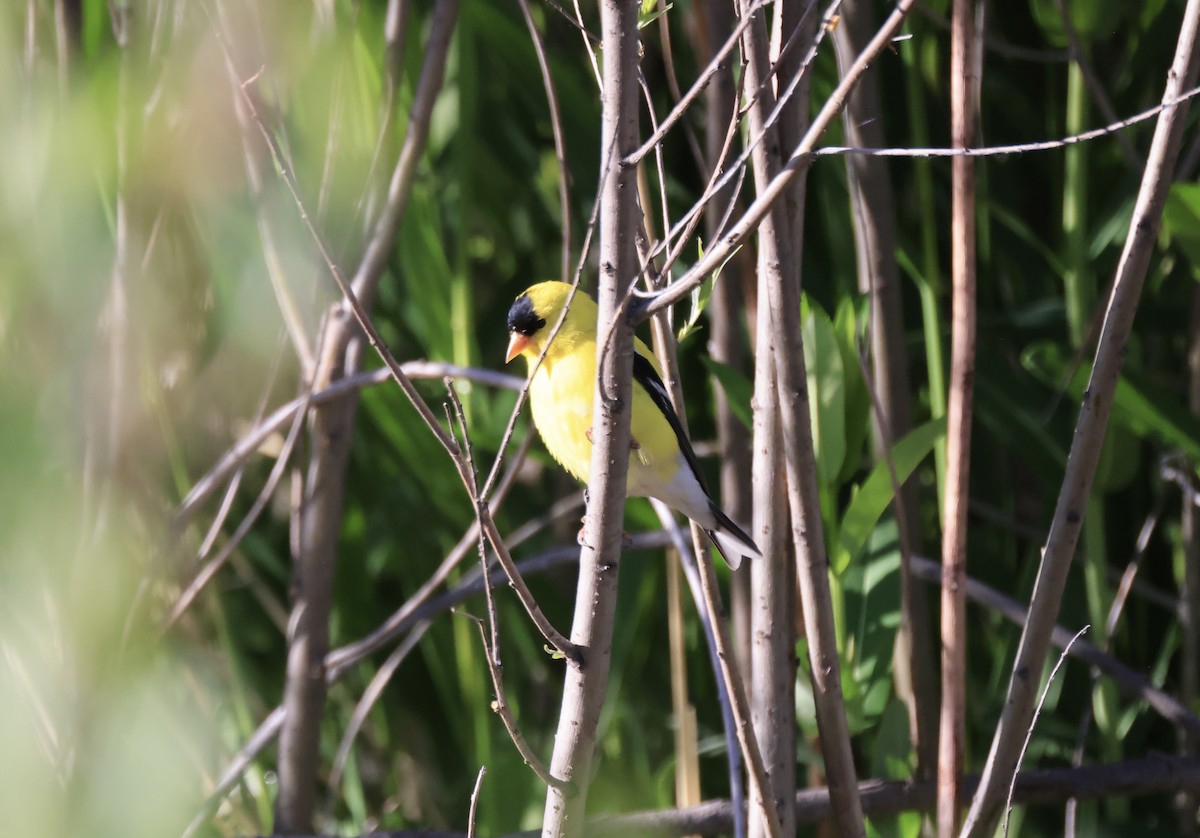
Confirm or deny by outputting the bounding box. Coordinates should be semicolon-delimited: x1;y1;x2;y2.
2;0;1200;836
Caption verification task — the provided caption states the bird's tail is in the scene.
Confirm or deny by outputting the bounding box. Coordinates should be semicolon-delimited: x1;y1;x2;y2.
705;503;763;570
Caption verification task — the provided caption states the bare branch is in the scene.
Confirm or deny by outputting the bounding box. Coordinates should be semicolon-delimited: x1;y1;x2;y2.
740;0;862;832
257;754;1200;837
516;0;572;283
639;0;915;321
175;363;521;534
1004;627;1090;837
908;556;1200;740
961;2;1200;832
811;84;1200;159
938;0;979;832
543;0;641;829
467;766;486;838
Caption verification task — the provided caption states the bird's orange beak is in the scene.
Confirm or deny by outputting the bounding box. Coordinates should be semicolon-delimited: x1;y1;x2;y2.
505;332;530;363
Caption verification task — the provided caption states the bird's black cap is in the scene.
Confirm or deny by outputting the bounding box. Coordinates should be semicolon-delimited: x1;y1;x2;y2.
507;294;546;337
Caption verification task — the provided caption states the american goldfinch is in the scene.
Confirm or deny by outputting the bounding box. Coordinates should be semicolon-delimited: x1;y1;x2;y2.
505;281;761;569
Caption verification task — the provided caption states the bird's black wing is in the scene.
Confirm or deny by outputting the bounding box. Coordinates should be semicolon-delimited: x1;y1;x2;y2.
631;352;709;493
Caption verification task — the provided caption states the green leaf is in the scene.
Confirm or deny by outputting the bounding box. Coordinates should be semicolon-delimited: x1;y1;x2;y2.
802;296;846;485
637;1;672;29
834;417;947;574
1029;0;1122;46
701;357;754;430
677;238;737;343
676;274;714;344
842;519;902;728
1022;341;1200;462
869;698;914;781
834;296;871;486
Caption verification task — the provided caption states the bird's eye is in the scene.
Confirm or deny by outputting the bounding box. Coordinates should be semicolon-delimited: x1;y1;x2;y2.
507;294;547;337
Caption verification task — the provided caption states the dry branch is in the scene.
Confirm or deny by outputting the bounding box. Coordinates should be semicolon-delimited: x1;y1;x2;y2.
830;0;935;785
907;556;1200;740
740;0;863;832
266;755;1200;838
961;1;1200;832
938;0;979;832
639;0;917;322
745;1;814;835
542;0;641;831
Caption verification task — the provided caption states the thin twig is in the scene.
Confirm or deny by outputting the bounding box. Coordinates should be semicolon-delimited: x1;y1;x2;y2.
175;363;522;534
640;0;915;321
184;530;674;836
1002;627;1090;837
626;0;769;166
811;85;1200;159
447;385;571;789
908;556;1200;739
515;0;572;283
460;610;573;791
467;766;487;838
162;395;308;631
1065;499;1165;835
631;0;840;290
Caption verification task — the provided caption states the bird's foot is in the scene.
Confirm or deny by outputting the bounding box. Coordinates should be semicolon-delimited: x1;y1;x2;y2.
576;520;632;547
584;426;640;450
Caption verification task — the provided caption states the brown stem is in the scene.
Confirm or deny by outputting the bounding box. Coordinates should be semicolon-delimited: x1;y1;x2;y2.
640;0;918;322
697;0;754;671
541;0;641;831
908;555;1200;740
961;2;1200;832
515;0;572;283
830;0;937;785
262;2;461;830
938;0;979;833
740;0;864;833
582;756;1200;837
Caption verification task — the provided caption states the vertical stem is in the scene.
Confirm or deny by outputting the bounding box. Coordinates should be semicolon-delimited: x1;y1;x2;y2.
275;322;357;835
938;0;978;834
666;547;702;816
541;0;639;833
961;1;1200;832
701;0;754;674
749;3;813;836
740;0;865;834
1062;63;1091;347
831;0;937;783
750;268;790;838
901;20;948;510
272;4;459;830
1062;51;1120;796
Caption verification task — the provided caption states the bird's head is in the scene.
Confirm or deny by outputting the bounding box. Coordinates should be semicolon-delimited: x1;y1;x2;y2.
505;281;594;364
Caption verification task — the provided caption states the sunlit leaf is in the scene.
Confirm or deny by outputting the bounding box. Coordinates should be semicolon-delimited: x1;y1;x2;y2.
834;418;946;574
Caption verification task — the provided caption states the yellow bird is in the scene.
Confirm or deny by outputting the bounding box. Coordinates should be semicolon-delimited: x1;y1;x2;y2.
504;281;761;569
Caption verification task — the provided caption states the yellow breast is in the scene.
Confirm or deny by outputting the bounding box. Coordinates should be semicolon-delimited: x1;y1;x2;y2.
529;346;682;495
